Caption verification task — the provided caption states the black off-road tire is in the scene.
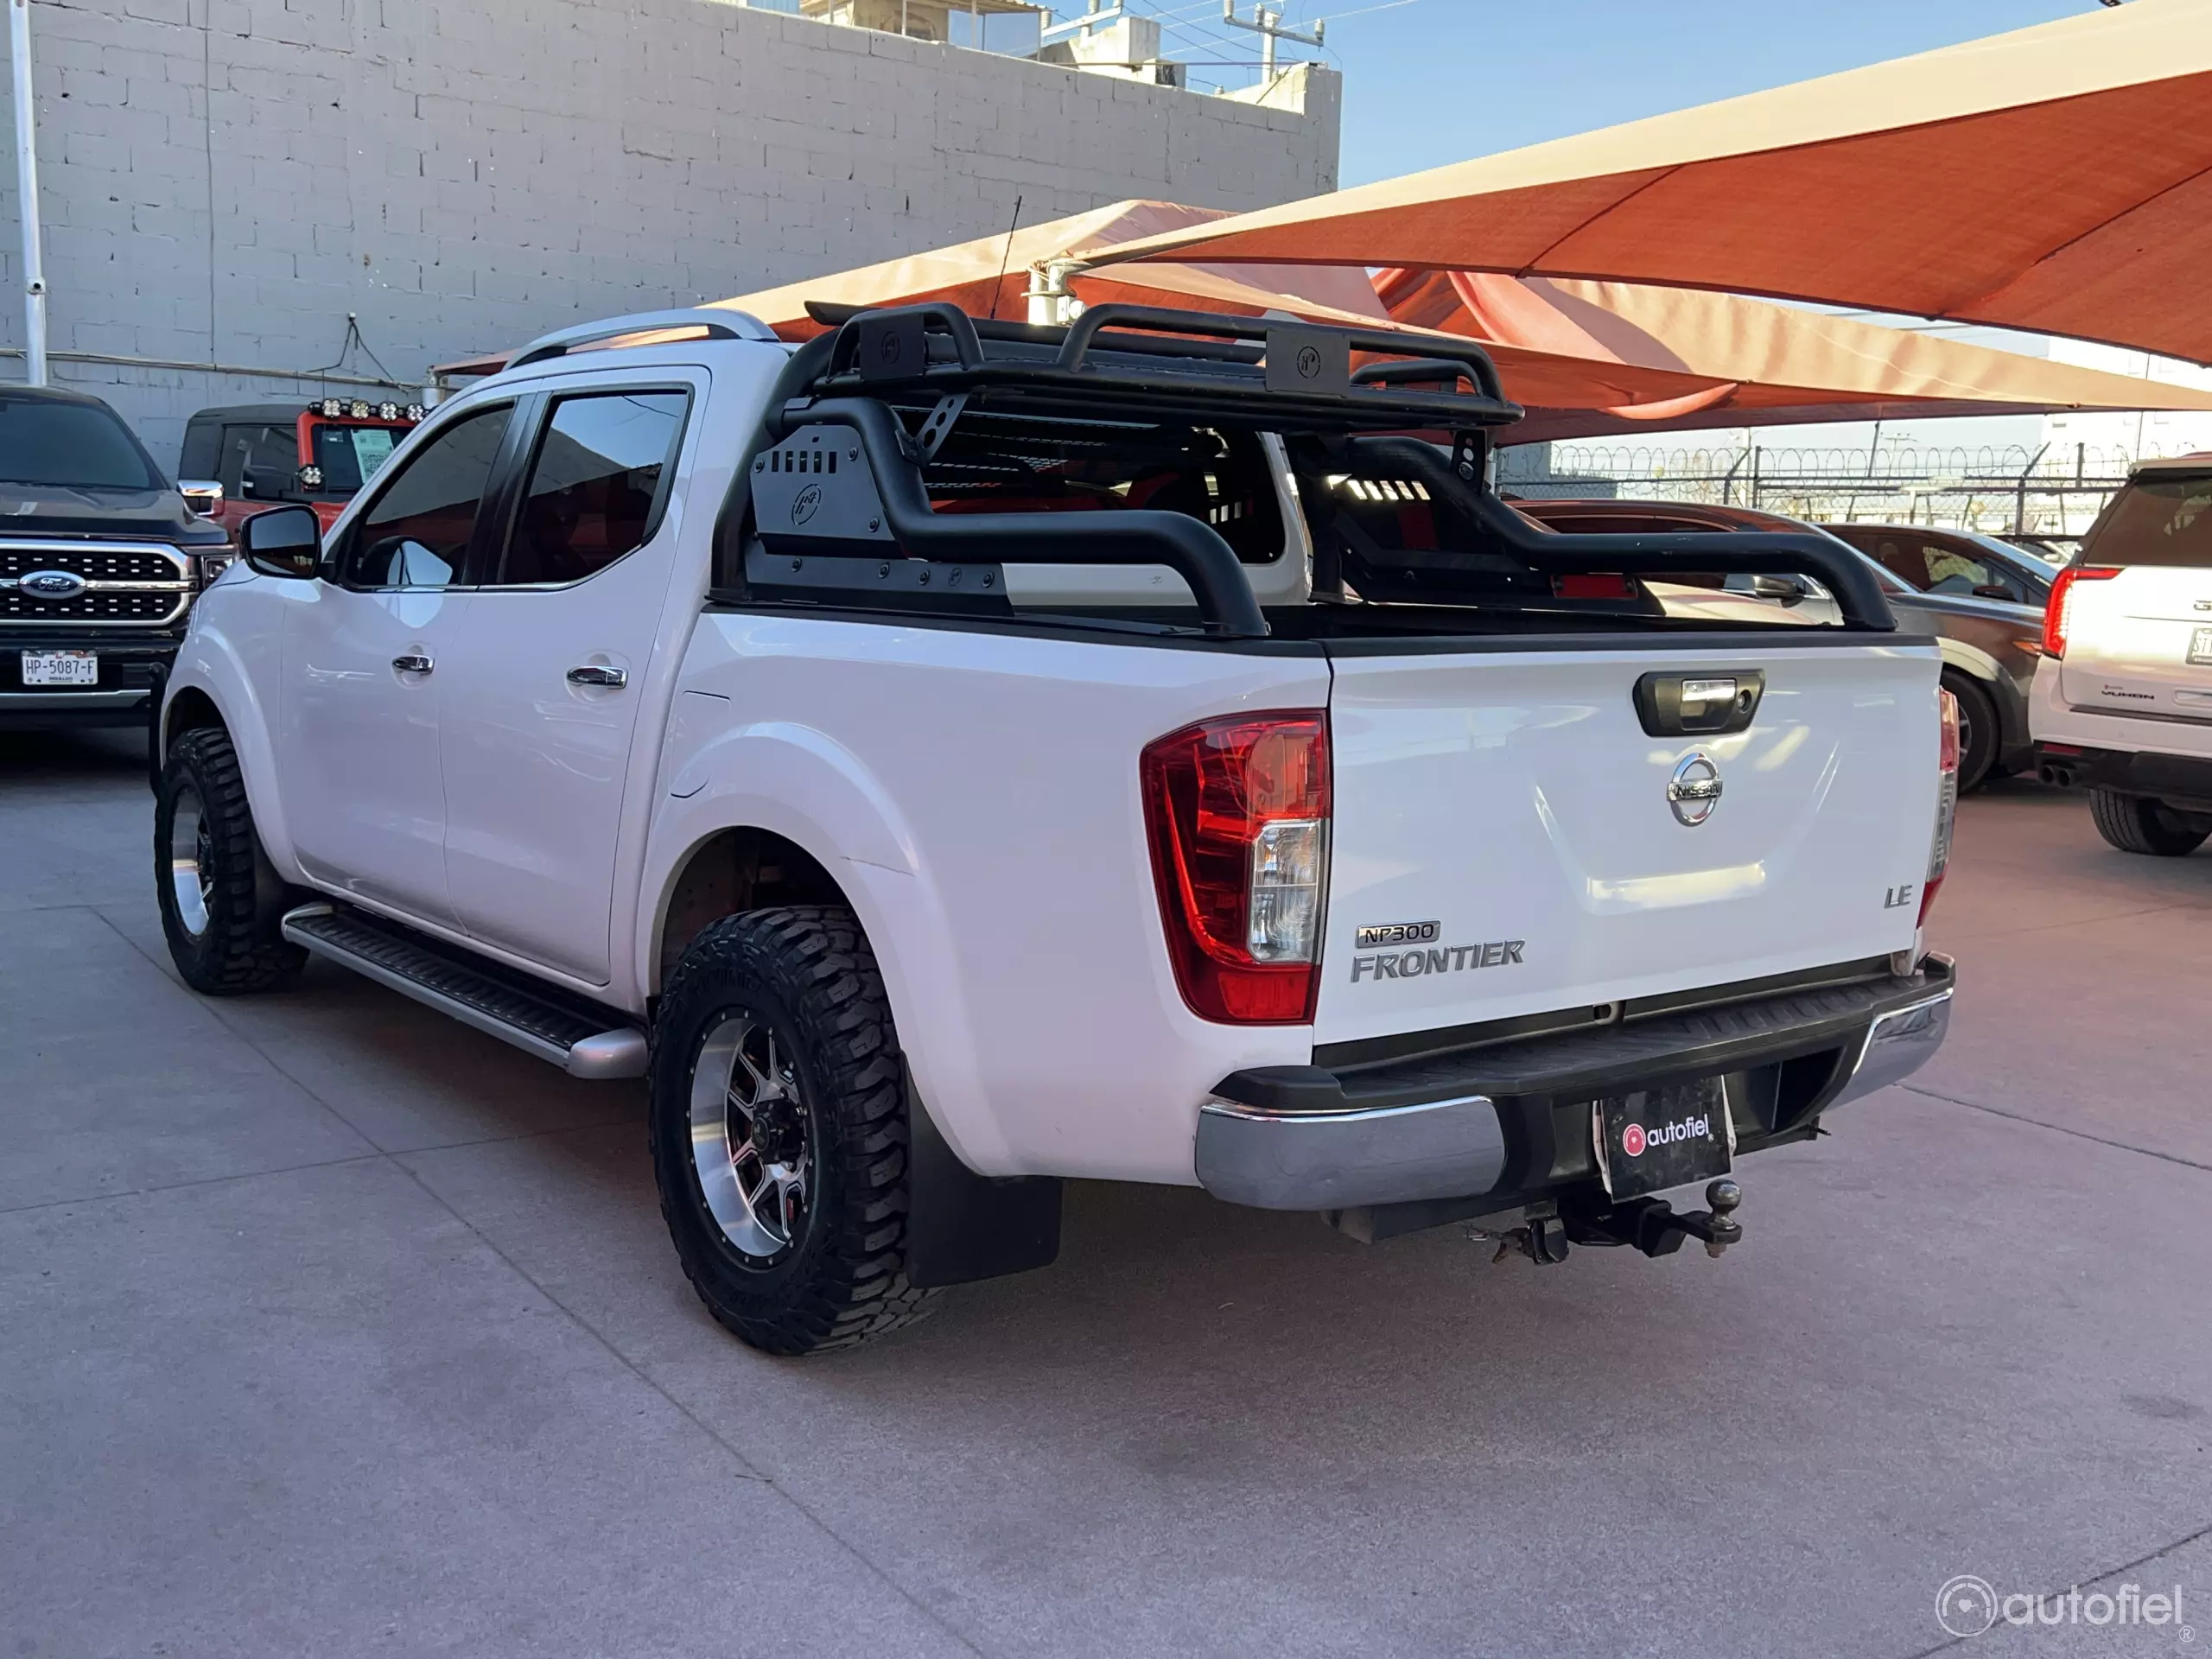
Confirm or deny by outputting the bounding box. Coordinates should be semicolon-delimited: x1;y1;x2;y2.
1942;671;1999;795
650;906;936;1356
2088;787;2210;857
155;727;307;995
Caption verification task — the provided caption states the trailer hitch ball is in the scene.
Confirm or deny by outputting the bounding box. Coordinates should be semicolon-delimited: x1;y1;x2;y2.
1702;1179;1743;1258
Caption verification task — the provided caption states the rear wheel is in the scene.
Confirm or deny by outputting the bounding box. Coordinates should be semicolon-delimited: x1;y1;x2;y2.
1942;671;1999;794
649;906;935;1356
2088;787;2210;857
155;727;306;995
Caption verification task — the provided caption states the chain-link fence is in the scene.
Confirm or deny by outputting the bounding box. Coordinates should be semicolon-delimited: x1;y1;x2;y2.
1499;440;2202;536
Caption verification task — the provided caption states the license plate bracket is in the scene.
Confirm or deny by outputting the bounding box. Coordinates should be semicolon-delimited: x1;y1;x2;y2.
1593;1077;1733;1201
21;650;99;687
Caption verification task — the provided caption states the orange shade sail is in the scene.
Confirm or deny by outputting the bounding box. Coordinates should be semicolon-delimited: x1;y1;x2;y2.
1376;268;2212;442
713;199;1763;411
714;200;2212;441
1089;1;2212;365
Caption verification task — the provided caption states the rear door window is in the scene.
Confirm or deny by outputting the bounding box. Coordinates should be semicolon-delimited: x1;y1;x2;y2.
2082;474;2212;569
488;391;689;587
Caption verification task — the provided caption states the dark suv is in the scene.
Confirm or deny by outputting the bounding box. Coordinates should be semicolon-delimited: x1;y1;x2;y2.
1;386;233;732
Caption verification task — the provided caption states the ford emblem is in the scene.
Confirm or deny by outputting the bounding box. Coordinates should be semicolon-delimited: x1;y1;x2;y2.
1667;751;1724;826
21;569;88;601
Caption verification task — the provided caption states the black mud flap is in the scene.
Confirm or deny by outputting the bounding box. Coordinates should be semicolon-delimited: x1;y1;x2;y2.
904;1064;1062;1288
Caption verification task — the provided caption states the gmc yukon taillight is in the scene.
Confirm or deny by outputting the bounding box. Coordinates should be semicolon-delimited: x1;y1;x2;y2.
2041;564;2119;658
1921;687;1961;924
1141;712;1330;1023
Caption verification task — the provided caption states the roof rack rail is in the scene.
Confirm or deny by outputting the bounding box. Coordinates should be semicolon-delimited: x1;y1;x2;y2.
508;308;776;371
805;302;1523;434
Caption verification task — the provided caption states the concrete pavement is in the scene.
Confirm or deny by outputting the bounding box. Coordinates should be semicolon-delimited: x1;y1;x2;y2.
3;729;2207;1657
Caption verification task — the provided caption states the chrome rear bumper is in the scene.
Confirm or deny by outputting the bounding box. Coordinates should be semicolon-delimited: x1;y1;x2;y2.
1196;955;1955;1212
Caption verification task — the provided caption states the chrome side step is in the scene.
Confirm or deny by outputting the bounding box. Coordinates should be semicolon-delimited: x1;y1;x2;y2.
280;903;648;1079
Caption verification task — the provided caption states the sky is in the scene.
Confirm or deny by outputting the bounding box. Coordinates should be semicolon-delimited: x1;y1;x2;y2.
1122;0;2143;458
1143;0;2095;188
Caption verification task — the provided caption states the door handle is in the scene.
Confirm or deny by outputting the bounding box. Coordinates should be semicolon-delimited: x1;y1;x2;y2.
566;664;627;690
391;652;434;674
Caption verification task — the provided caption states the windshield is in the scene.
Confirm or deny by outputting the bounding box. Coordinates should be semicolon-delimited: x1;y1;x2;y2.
2082;474;2212;569
312;423;404;494
0;397;162;490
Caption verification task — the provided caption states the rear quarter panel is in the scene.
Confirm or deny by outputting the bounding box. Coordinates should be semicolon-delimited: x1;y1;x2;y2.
643;613;1332;1184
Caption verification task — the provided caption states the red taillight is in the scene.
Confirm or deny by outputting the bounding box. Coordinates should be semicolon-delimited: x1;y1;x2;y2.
1920;687;1961;925
2041;564;2119;658
1141;712;1330;1024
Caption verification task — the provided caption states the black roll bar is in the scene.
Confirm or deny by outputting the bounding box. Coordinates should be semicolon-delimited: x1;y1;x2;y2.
1351;437;1898;631
777;397;1270;639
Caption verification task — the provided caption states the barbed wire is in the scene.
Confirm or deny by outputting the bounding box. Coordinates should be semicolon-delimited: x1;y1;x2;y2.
1523;440;2206;481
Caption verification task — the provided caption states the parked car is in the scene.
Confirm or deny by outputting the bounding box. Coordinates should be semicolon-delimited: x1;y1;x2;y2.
1996;531;2078;568
2031;453;2212;856
178;397;424;537
156;305;1956;1355
1515;499;2041;792
1820;522;2053;608
1;385;234;732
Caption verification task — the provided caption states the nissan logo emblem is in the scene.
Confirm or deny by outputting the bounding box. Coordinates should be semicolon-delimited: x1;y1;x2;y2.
20;569;88;601
1667;751;1724;826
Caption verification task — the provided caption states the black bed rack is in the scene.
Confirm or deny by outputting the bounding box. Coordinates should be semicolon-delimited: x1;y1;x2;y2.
797;302;1525;435
737;303;1897;641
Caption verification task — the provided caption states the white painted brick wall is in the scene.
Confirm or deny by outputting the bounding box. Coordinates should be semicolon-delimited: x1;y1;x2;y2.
2;0;1338;461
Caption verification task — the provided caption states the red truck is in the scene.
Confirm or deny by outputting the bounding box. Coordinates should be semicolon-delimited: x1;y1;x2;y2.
177;398;423;536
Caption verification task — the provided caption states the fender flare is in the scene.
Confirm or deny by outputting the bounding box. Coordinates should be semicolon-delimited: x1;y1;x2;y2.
160;630;302;882
637;724;1010;1173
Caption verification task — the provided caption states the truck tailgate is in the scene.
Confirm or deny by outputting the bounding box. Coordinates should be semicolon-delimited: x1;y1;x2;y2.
1314;641;1942;1046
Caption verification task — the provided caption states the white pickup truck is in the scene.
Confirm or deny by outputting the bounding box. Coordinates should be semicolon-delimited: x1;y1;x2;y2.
156;303;1957;1355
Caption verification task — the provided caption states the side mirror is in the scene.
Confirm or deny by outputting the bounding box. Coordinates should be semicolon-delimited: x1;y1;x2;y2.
178;479;225;518
239;504;323;580
242;465;296;501
1748;573;1810;602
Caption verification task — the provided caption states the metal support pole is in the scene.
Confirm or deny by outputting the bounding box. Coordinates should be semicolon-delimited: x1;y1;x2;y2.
2015;441;2049;535
1220;0;1319;83
9;0;47;385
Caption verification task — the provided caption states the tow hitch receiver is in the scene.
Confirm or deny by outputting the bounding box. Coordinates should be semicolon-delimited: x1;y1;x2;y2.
1564;1179;1745;1259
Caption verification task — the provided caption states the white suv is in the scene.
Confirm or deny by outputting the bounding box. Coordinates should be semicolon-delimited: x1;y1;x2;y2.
2032;455;2212;856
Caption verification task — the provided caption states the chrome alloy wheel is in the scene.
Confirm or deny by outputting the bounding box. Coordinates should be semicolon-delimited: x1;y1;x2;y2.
168;785;214;938
690;1012;811;1262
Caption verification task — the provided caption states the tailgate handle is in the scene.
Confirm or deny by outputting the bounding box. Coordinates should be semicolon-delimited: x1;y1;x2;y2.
1633;671;1764;737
